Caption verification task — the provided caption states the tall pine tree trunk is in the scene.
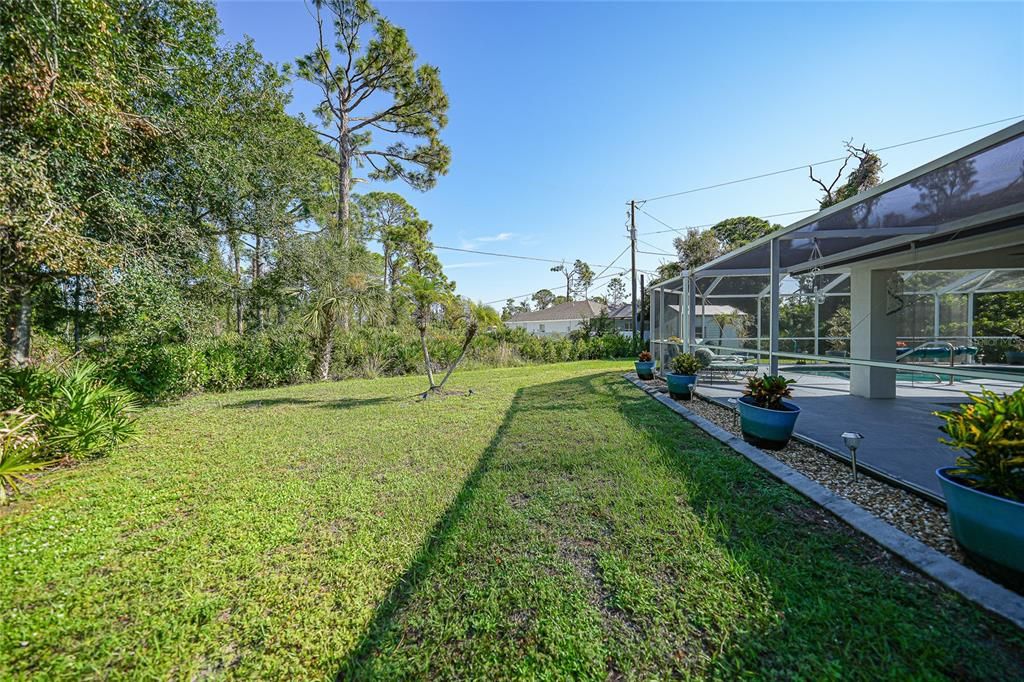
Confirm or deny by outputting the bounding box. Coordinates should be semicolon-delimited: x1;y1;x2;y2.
4;281;32;367
234;248;244;335
73;276;82;353
253;235;263;331
337;118;351;332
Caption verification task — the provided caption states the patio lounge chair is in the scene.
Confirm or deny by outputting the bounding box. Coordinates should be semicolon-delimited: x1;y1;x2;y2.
693;347;758;383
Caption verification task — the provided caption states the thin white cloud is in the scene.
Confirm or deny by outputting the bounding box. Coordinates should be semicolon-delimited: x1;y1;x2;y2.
459;232;519;250
444;261;494;269
474;232;515;243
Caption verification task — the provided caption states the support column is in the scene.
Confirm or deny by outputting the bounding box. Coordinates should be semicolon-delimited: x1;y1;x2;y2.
967;292;974;342
769;238;780;375
850;268;897;399
756;297;762;353
658;288;666;373
813;300;820;356
648;288;654;348
686;272;697;352
677;289;684;340
933;294;940;341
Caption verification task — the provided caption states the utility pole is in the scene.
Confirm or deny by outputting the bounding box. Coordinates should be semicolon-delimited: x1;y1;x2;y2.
629;199;638;342
640;273;646;343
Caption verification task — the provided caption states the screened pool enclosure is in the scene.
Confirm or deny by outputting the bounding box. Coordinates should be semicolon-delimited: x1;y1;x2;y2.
650;121;1024;399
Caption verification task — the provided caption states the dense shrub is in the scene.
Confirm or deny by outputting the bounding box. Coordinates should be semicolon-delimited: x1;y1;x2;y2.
27;318;638;404
98;330;311;400
0;409;52;504
0;362;140;460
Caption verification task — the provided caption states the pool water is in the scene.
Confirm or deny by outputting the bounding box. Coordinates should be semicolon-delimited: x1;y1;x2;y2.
787;367;951;383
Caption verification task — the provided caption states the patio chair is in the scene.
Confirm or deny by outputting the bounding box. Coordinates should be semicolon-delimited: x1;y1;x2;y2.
693;347;758;383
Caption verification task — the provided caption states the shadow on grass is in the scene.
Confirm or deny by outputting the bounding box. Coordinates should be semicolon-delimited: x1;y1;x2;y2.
334;380;528;679
227;397;323;409
335;370;1024;679
226;396;398;410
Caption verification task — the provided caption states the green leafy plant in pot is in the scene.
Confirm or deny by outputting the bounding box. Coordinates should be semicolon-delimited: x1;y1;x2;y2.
1005;320;1024;365
635;351;655;380
737;375;800;449
666;353;701;401
934;387;1024;574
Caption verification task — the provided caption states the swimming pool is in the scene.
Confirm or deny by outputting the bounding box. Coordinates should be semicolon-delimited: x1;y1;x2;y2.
785;367;951;383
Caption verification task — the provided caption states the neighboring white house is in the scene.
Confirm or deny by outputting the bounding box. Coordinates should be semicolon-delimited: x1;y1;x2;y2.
689;304;748;345
505;300;605;337
605;302;746;341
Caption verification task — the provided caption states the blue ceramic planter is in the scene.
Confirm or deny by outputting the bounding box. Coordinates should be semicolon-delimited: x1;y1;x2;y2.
737;396;800;450
635;360;656;379
666;373;697;400
937;467;1024;575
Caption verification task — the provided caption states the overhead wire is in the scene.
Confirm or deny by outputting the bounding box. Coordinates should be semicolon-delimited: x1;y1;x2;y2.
435;244;625;270
482;270;641;306
636;238;676;256
637;114;1024;203
637;207;819;237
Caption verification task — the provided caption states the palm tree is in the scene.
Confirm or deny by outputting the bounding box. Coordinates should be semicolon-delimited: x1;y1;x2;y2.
404;272;477;396
292;237;385;380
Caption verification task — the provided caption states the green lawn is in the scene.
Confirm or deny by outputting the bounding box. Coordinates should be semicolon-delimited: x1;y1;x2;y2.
2;361;1022;680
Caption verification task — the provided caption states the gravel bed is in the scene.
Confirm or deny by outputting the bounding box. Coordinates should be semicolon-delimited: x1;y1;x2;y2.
632;375;962;561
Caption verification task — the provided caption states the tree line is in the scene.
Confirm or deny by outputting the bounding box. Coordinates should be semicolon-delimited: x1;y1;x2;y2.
1;0;521;399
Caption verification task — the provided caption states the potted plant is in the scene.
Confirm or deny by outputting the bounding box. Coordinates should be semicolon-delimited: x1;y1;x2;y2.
737;375;800;450
1005;321;1024;365
666;353;701;401
635;351;655;380
934;387;1024;574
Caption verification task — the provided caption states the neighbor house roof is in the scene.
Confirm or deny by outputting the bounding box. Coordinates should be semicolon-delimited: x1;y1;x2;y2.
507;300;606;323
607;303;632;319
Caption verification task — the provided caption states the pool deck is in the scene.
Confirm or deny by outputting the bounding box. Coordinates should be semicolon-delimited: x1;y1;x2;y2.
696;369;1022;500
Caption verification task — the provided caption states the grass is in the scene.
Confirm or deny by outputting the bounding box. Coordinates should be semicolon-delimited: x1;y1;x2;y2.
1;360;1022;679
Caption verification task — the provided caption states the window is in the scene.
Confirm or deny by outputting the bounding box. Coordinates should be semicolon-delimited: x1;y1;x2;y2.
539;323;545;332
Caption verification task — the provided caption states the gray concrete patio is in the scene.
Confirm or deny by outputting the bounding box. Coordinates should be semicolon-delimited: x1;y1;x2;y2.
696;368;1022;499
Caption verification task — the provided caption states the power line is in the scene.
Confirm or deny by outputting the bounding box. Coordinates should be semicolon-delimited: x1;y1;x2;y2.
636;238;675;256
482;270;638;306
435;244;623;270
638;206;685;235
637;207;818;236
637;114;1024;203
592;244;631;281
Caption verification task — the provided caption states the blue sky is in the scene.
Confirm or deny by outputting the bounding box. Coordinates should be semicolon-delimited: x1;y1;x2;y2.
216;1;1024;307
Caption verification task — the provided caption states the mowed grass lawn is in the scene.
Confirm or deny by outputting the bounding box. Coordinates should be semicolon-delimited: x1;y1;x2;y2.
2;361;1023;680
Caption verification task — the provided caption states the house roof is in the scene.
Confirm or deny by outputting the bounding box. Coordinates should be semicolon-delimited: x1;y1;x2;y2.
607;303;632;319
507;300;606;323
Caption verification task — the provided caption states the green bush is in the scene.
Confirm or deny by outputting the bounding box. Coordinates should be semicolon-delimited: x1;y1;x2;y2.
743;375;795;410
670;353;702;375
0;362;140;460
0;409;54;504
936;387;1024;501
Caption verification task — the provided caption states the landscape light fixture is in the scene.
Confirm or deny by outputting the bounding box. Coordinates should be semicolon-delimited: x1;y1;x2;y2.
841;432;864;482
727;398;739;429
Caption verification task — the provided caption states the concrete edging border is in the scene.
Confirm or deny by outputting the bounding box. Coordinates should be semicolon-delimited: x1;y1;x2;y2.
623;373;1024;631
